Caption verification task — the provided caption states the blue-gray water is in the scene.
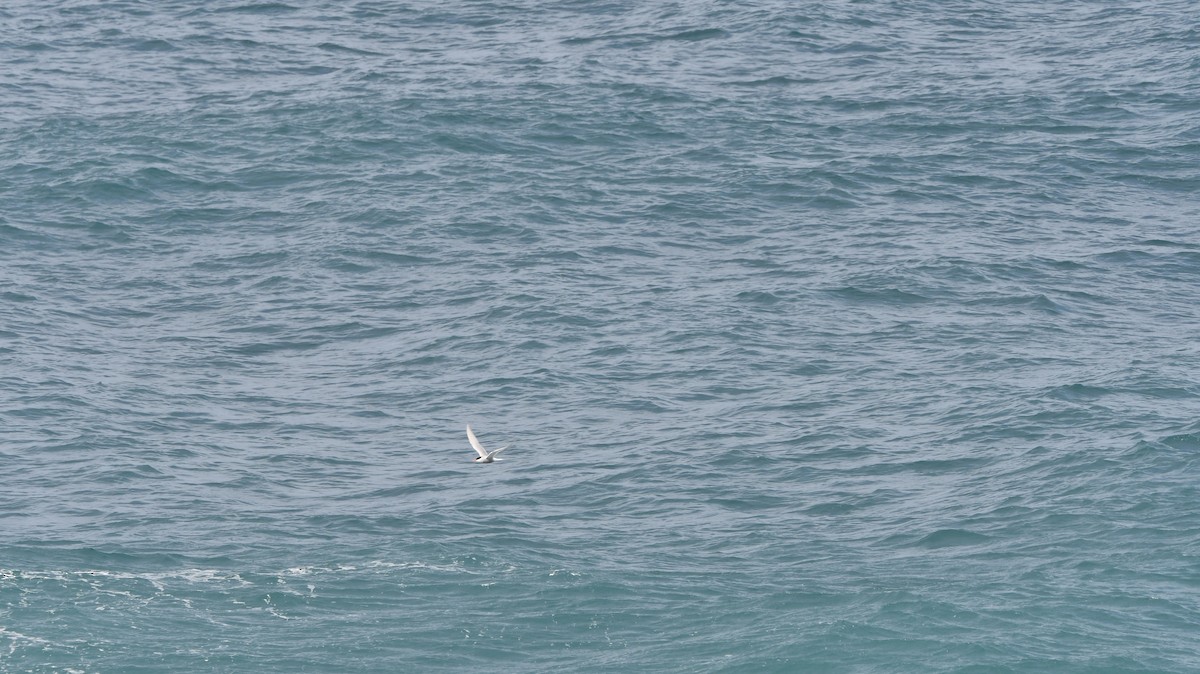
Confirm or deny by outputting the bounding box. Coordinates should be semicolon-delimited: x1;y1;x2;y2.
2;1;1200;671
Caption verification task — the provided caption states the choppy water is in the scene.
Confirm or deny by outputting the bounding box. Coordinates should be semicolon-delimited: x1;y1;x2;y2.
3;1;1200;671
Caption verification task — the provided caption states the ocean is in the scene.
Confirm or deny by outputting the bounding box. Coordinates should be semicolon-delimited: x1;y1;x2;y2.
2;0;1199;671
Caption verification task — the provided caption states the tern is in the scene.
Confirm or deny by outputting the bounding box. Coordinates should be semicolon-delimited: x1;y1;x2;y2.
467;425;509;463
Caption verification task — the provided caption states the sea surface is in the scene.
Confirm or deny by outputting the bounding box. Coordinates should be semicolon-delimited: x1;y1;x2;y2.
2;1;1200;671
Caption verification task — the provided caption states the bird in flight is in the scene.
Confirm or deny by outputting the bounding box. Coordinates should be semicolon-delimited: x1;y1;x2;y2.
467;424;509;463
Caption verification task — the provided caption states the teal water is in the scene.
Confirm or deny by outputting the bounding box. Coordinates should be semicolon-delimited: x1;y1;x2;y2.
3;1;1200;671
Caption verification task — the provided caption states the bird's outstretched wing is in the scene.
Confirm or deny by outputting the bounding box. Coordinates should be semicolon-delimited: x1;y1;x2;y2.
466;425;487;459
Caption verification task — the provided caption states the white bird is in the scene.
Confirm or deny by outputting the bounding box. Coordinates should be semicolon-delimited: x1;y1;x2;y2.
467;425;509;463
